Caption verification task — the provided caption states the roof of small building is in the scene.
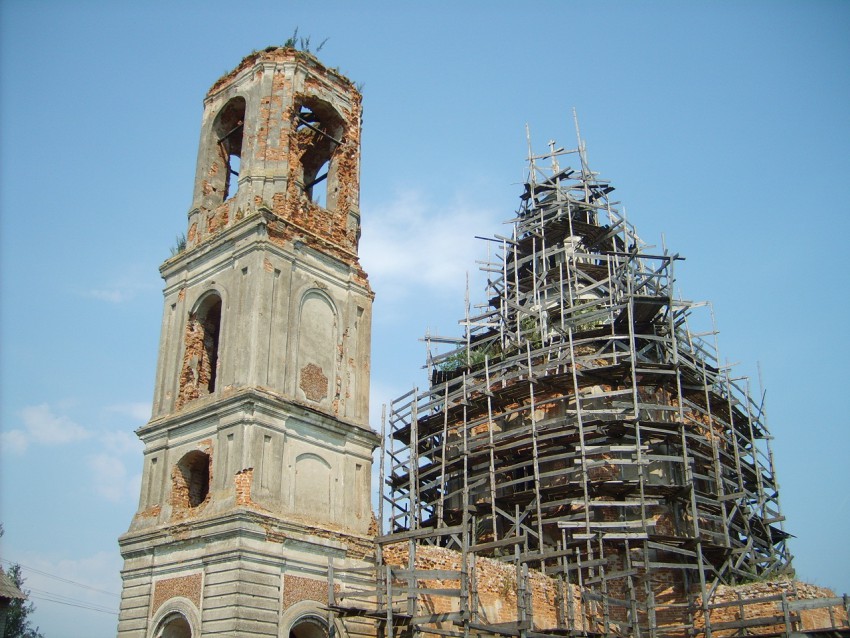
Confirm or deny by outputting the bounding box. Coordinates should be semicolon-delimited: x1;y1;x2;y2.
0;567;26;601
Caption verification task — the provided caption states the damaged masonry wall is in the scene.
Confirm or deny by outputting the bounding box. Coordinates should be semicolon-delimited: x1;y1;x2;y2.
367;545;847;638
327;138;850;638
149;46;372;425
187;46;364;270
135;48;375;534
119;48;379;638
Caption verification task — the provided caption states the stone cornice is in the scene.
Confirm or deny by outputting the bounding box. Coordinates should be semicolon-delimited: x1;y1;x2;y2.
137;386;379;446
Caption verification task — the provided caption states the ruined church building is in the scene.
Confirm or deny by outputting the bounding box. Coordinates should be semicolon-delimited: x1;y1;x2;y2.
117;48;849;638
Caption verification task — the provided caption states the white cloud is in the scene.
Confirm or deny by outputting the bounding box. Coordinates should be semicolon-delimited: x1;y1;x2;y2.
14;403;91;451
368;380;398;434
100;429;143;456
88;454;139;503
0;429;29;454
105;402;151;423
359;189;501;301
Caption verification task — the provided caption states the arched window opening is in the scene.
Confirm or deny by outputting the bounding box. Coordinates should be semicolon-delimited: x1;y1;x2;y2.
156;612;193;638
177;293;223;408
174;450;211;509
200;297;222;393
290;615;328;638
295;100;344;209
213;97;246;201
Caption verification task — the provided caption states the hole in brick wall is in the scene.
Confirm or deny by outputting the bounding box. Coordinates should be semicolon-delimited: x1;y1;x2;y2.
295;99;344;210
214;97;245;201
178;293;223;406
200;297;222;393
174;450;211;509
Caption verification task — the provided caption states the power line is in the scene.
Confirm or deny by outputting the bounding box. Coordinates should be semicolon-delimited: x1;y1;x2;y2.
0;557;121;598
29;592;118;616
28;586;118;612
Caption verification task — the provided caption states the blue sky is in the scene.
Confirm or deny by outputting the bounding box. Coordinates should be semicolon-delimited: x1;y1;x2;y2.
1;1;848;636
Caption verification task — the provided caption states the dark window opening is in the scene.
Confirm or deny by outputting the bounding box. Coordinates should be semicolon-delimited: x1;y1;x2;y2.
214;97;246;201
202;297;222;393
290;616;328;638
295;100;344;209
159;613;192;638
175;450;210;509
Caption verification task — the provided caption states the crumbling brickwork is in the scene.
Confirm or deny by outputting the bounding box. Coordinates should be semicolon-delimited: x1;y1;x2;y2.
176;304;221;409
234;467;254;506
170;443;212;520
383;544;590;633
120;46;378;638
696;580;848;636
378;545;848;638
299;363;329;402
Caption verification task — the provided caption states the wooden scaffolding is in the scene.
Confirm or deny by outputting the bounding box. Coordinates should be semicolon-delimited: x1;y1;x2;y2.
330;132;846;638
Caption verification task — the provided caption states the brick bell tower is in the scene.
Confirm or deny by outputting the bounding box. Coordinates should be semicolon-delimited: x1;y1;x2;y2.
117;48;378;638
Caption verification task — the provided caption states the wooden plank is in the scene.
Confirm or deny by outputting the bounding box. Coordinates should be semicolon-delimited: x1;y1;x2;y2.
582;591;632;607
632;561;698;570
570;558;609;569
470;534;527;553
390;569;461;580
647;541;697;558
336;588;385;599
410;612;464;624
708;594;785;609
710;615;789;631
559;520;645;529
469;620;531;635
378;525;465;544
786;597;845;611
401;587;461;597
584;569;638;584
563;498;661;507
408;627;463;638
519;546;574;563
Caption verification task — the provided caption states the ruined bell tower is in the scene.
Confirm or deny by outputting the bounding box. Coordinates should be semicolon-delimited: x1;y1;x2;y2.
117;47;378;638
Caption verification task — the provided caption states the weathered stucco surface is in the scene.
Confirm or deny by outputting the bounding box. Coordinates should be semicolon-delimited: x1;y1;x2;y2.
117;48;378;638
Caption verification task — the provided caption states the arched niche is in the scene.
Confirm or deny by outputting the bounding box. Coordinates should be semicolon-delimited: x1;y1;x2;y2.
295;291;336;407
294;453;331;522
